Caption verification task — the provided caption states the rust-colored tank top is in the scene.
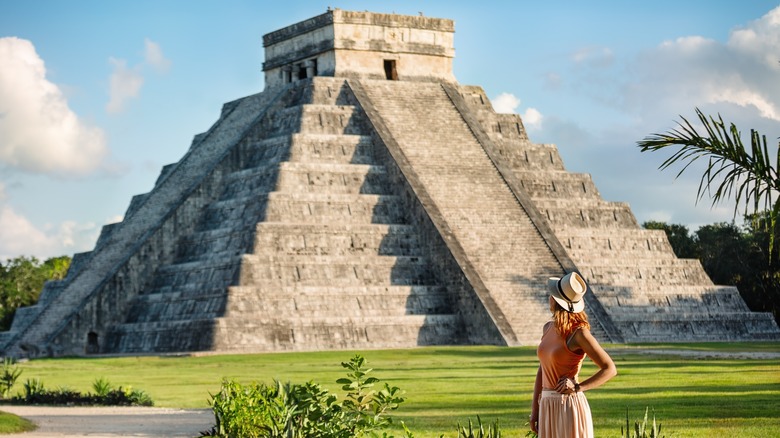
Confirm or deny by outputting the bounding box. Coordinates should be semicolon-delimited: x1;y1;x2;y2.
537;323;585;389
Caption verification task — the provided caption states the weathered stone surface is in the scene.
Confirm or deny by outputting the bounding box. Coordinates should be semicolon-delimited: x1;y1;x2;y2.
1;9;777;357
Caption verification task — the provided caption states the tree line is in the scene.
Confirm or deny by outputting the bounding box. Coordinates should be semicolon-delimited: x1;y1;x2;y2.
0;256;71;331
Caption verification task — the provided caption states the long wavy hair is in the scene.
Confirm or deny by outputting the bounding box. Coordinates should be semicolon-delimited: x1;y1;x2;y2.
552;305;591;340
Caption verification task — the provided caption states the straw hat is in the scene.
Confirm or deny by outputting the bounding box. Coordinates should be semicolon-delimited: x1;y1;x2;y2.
547;272;587;313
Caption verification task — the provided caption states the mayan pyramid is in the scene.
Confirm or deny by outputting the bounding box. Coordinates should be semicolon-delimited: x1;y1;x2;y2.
2;9;778;357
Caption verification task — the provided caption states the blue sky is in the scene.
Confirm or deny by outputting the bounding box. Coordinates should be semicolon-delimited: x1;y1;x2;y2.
1;1;779;260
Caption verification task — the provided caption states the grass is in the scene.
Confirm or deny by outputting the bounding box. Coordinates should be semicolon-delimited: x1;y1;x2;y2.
2;342;779;437
0;411;35;434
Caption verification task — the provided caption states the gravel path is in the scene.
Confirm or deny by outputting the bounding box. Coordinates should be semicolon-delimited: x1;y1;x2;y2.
0;406;213;437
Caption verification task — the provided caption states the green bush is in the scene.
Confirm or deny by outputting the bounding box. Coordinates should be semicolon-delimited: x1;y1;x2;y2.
92;377;112;397
202;354;408;437
456;417;502;438
0;358;22;399
622;407;664;438
12;377;153;406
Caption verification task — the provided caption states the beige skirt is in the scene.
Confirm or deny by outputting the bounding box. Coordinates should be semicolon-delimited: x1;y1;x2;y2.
538;389;593;438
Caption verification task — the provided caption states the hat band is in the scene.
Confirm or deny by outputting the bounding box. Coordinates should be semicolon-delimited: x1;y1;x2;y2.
556;279;581;312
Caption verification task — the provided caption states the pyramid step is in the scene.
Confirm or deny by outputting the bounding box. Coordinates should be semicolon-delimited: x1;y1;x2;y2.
585;257;705;269
306;77;358;106
593;284;750;311
220;164;280;200
219;161;390;198
515;171;601;200
254;223;423;256
126;292;225;323
126;285;452;322
235;136;289;169
238;254;434;286
583;261;712;286
534;199;639;229
200;191;408;229
239;132;375;168
265;192;407;224
226;286;452;317
198;195;271;230
276;162;390;195
611;311;780;336
104;314;463;353
176;228;253;262
298;104;370;136
288;133;375;164
560;228;676;259
149;258;240;290
495;141;566;172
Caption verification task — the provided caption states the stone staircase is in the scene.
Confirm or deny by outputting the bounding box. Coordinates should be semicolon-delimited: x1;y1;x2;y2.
103;77;462;353
455;85;780;342
353;80;566;345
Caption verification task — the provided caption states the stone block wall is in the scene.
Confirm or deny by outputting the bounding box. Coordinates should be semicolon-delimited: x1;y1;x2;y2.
263;9;455;89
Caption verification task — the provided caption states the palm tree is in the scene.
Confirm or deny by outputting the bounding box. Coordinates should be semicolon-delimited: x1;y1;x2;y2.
637;108;780;255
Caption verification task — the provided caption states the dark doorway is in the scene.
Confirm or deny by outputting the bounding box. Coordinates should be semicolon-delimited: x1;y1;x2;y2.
384;60;398;80
86;331;99;354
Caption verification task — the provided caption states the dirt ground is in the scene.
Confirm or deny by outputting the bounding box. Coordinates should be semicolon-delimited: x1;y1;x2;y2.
0;405;213;437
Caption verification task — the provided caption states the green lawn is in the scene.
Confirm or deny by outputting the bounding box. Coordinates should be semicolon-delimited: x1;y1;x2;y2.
3;343;779;437
0;411;35;434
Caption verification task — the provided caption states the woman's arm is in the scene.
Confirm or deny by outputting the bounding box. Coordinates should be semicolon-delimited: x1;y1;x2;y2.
570;328;617;392
530;365;542;433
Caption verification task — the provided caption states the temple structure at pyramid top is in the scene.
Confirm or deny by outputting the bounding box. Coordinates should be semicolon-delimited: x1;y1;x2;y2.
1;9;778;358
262;9;455;88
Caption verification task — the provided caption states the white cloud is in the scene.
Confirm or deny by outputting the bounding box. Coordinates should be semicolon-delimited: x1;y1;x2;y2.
571;46;614;68
56;220;98;249
0;37;108;177
105;38;171;114
711;87;779;120
491;92;543;131
106;57;144;114
728;6;780;69
522;108;543;130
491;92;520;113
144;38;171;73
0;205;52;260
624;7;780;122
0;203;100;261
659;35;715;53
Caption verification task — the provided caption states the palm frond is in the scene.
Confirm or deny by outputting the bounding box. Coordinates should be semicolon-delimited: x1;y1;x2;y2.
638;108;780;258
638;108;779;215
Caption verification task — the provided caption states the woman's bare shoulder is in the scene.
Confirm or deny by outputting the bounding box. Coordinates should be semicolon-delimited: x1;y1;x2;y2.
542;321;553;334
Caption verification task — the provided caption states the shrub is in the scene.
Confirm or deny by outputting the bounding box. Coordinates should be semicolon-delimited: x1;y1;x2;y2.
12;378;153;406
202;354;408;437
456;416;502;438
621;407;665;438
92;377;112;397
0;358;22;399
21;378;44;401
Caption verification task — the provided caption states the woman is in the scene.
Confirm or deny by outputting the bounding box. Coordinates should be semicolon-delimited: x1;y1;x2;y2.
530;271;617;437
